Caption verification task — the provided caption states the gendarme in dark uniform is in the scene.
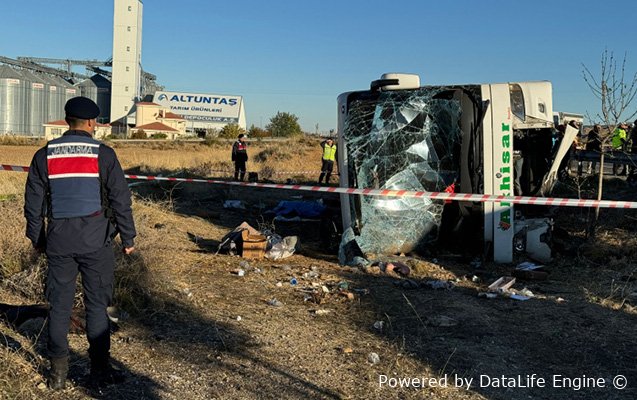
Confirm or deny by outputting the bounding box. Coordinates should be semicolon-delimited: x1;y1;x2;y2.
24;97;136;390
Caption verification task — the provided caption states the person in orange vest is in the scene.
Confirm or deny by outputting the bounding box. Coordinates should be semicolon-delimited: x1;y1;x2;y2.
318;138;337;184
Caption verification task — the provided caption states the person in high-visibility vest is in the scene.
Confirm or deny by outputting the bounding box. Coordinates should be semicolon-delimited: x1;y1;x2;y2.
318;138;337;184
612;123;628;176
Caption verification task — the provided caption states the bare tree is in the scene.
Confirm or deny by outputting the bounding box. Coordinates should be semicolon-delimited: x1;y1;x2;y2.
582;49;637;237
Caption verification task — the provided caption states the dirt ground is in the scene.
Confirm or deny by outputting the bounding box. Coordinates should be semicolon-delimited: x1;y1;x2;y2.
1;144;636;400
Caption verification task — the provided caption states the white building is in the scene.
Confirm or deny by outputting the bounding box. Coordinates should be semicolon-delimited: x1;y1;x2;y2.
43;120;112;140
132;102;187;139
111;0;143;123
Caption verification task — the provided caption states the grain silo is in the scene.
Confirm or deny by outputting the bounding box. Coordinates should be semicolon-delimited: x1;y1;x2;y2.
21;69;49;136
0;65;27;134
58;77;78;103
77;74;111;122
39;74;65;123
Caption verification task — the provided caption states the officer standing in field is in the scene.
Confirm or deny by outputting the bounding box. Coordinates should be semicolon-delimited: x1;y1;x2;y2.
231;133;248;181
24;97;136;390
318;137;337;184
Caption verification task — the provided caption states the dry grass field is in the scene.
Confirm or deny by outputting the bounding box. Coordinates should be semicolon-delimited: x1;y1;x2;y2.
1;139;636;399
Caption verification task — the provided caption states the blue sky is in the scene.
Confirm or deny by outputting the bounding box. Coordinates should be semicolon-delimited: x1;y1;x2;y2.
2;0;637;132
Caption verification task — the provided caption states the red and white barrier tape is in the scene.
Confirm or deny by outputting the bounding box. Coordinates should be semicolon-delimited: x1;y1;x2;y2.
2;164;636;208
196;169;338;176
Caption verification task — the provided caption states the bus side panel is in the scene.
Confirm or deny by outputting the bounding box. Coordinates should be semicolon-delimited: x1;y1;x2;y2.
489;83;514;263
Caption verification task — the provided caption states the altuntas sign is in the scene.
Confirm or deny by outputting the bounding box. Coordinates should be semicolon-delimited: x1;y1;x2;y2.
153;90;243;124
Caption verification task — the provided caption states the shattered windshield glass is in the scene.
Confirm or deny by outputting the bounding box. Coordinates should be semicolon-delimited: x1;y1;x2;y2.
343;88;463;255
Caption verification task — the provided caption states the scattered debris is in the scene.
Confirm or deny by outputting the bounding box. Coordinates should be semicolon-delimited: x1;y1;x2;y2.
341;292;355;301
223;200;246;210
509;294;531;301
342;347;353;354
338;227;369;267
290;278;298;286
267;299;284;307
267;200;326;221
516;261;544;271
239;261;251;269
303;270;320;279
321;285;330;294
372;321;385;332
394;279;420;290
380;261;411;277
513;261;549;280
484;277;538;301
107;306;127;324
466;274;481;283
276;282;283;287
367;352;380;364
519;288;535;298
236;316;242;321
217;222;261;256
313;309;331;316
266;235;299;260
556;297;566;303
487;276;516;293
478;292;498;299
232;269;245;277
241;229;268;259
423;280;455;290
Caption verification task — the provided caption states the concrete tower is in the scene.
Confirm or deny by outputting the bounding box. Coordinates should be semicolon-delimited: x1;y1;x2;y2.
111;0;143;123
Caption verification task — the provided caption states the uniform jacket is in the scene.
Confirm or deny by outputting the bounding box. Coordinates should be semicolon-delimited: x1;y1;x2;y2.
232;140;248;162
24;130;136;256
321;141;337;162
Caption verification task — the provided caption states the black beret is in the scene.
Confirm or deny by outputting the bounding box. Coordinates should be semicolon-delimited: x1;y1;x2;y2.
65;96;100;119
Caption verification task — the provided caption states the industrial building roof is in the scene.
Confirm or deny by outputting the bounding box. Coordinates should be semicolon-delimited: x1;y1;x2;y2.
162;112;184;120
0;65;24;79
135;121;178;132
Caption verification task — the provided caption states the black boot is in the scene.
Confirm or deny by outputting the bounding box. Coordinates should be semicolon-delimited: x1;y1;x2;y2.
90;358;126;387
48;356;68;390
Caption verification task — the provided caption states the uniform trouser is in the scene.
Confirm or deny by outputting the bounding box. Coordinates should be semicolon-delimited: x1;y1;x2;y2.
234;160;246;181
46;245;115;362
319;160;334;183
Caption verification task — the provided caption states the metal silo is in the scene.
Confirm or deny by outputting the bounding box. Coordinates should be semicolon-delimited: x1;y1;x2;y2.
0;65;27;135
77;77;98;103
22;70;49;137
49;76;71;112
91;74;112;123
41;74;63;122
62;78;78;104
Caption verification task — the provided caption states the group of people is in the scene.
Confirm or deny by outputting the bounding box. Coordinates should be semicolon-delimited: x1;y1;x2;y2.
582;120;637;176
231;134;338;184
